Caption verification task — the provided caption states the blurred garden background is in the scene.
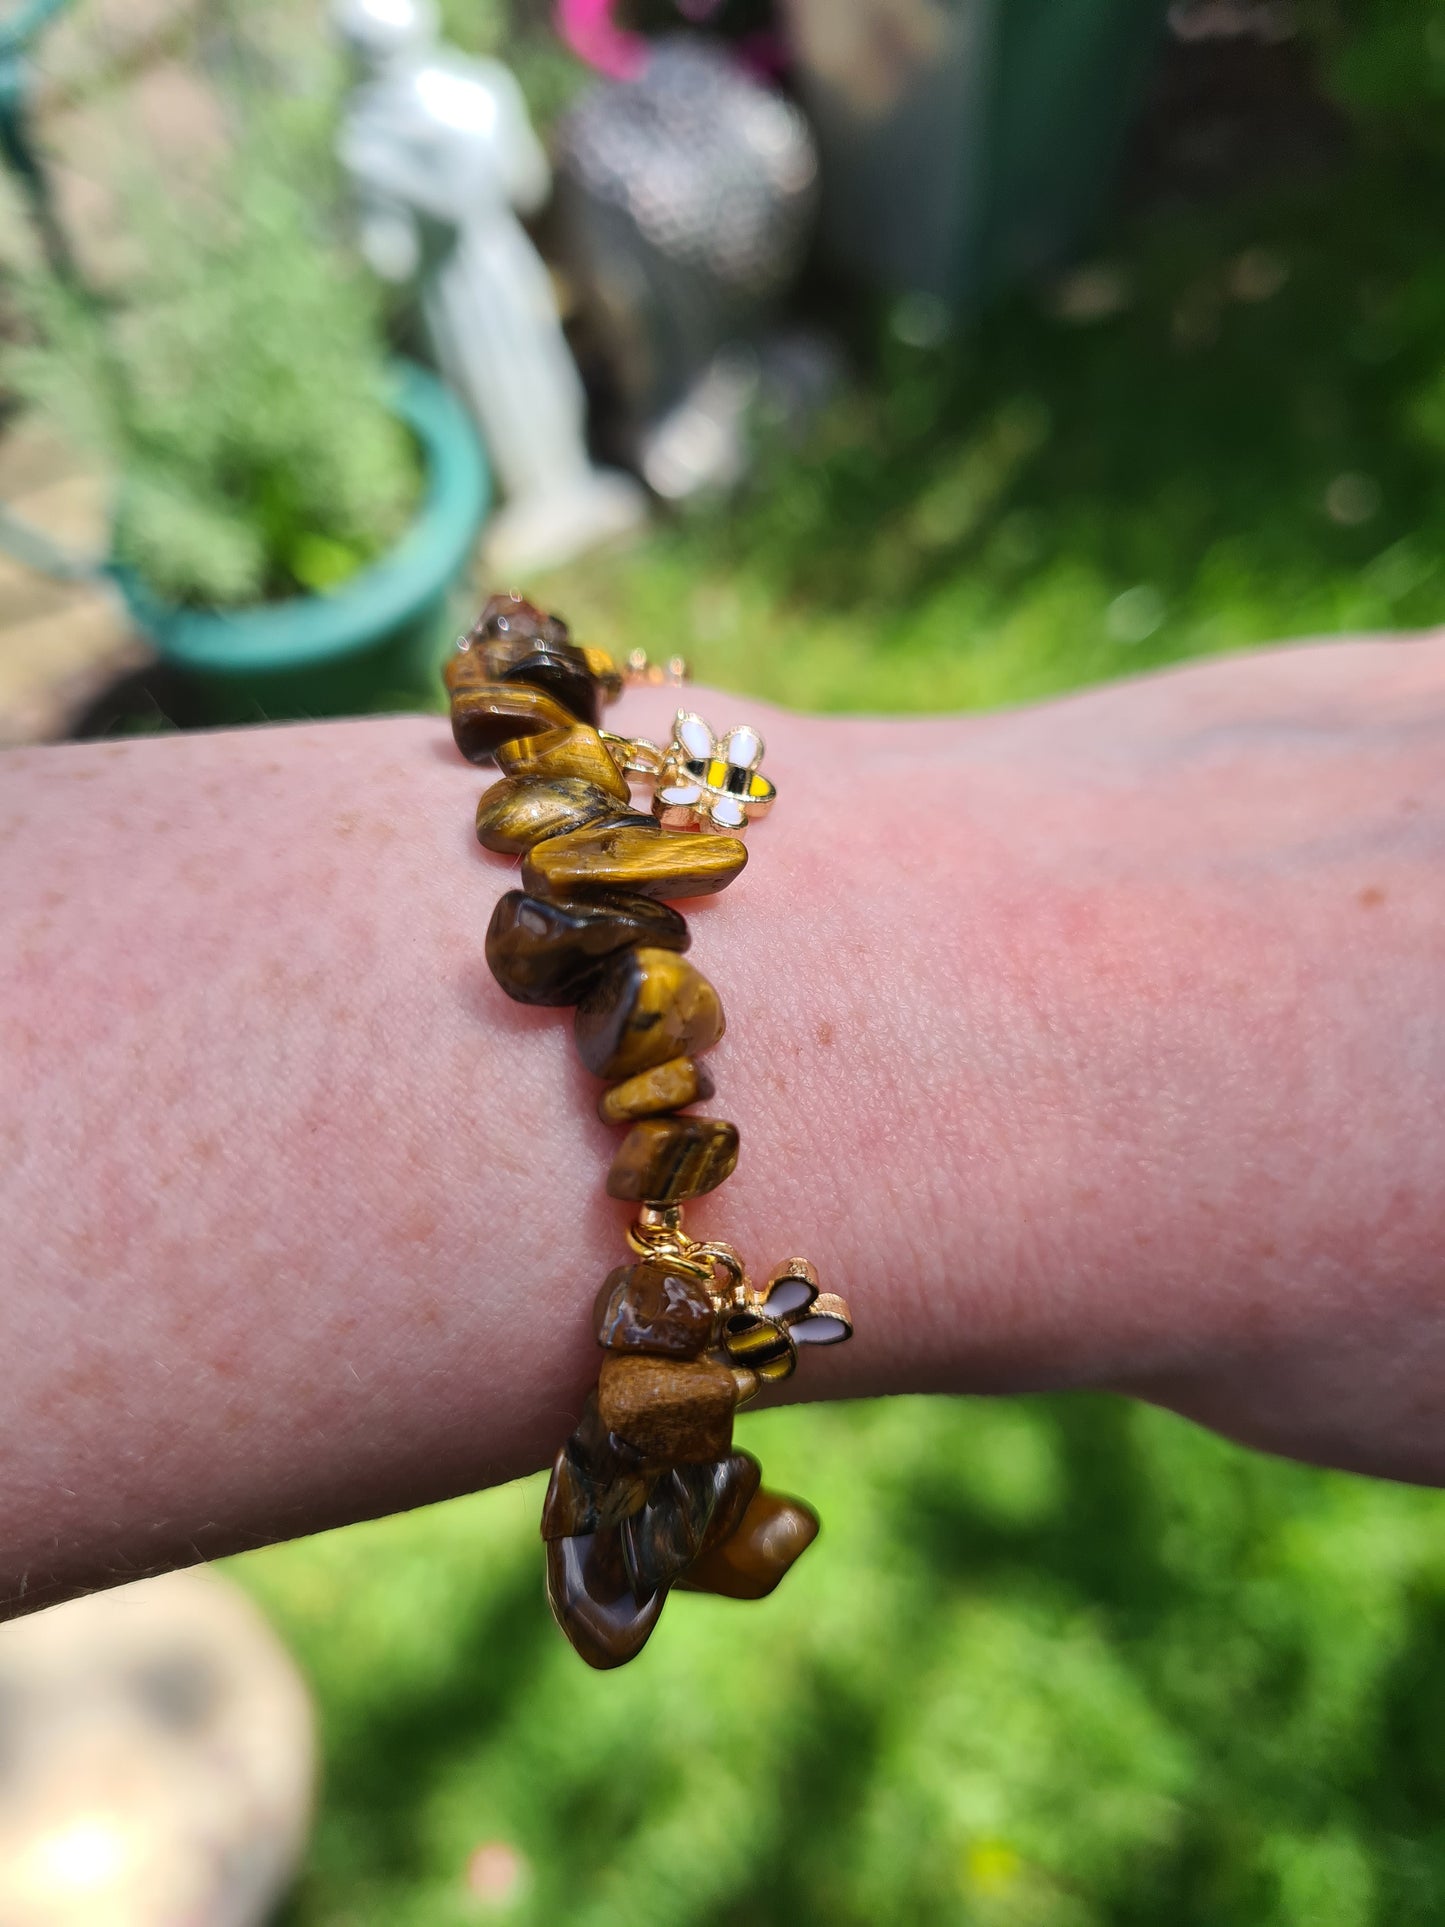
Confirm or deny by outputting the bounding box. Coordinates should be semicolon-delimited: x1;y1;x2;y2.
6;1;1445;1922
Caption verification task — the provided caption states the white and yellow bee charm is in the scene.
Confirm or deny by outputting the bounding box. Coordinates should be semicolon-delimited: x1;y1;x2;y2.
652;712;777;835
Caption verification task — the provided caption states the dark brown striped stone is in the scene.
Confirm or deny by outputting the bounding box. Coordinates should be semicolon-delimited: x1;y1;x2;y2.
545;1526;664;1670
475;776;635;856
540;1394;654;1540
450;681;577;764
621;1452;762;1594
486;892;688;1007
606;1116;739;1206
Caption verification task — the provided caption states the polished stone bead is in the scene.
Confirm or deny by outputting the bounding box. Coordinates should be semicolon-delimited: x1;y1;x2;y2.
451;681;578;764
496;723;633;803
448;596;617;722
598;1351;742;1462
573;947;724;1080
465;590;573;656
540;1394;654;1540
593;1259;717;1357
676;1487;820;1600
597;1055;716;1124
522;821;747;900
621;1452;761;1595
486;892;689;1007
495;644;600;728
455;593;604;724
606;1116;740;1205
475;777;637;856
545;1526;664;1670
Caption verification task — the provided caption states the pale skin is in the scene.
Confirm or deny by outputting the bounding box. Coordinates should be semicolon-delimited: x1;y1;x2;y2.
1;635;1442;1618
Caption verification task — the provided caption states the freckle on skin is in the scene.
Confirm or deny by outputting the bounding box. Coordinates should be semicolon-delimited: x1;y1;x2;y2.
1359;886;1386;908
816;1019;835;1047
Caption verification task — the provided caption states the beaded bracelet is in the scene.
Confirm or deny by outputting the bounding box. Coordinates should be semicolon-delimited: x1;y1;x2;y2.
446;592;854;1670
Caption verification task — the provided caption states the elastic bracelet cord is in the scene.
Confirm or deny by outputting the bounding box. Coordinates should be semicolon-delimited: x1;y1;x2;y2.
447;591;854;1670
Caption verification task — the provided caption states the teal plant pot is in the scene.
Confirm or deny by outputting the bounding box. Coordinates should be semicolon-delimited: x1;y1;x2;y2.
113;361;489;725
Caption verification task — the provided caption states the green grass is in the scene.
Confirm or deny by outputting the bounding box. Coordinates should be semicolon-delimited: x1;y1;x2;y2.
229;23;1445;1925
239;1399;1445;1927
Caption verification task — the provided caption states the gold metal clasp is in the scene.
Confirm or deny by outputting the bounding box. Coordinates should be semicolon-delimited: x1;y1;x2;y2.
599;730;667;778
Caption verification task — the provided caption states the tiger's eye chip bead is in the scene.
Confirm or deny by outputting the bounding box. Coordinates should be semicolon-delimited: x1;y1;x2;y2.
460;593;848;1669
545;1528;665;1672
496;722;634;802
452;592;605;728
451;681;579;765
486;892;688;1008
523;821;747;900
676;1488;820;1601
475;776;637;856
622;1453;761;1595
606;1116;740;1205
574;947;724;1080
593;1259;717;1356
540;1394;654;1541
598;1353;743;1464
597;1054;716;1124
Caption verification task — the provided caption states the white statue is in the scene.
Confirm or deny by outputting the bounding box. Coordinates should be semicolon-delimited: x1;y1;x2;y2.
333;0;646;573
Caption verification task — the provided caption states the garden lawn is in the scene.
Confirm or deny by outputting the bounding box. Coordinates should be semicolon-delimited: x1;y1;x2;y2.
233;32;1445;1926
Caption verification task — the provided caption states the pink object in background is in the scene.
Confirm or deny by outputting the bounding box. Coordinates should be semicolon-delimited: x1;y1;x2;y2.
554;0;650;79
555;0;790;81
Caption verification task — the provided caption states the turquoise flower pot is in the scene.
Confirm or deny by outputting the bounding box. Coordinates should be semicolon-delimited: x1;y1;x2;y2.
113;361;489;725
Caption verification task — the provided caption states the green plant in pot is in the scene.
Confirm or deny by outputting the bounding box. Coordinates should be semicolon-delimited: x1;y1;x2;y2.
6;113;488;724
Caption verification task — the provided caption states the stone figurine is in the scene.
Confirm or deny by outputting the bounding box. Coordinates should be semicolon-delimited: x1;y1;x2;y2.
333;0;646;572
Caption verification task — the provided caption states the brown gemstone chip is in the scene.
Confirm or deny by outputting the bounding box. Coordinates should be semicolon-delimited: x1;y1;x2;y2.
522;821;747;900
450;681;578;764
545;1526;664;1671
460;591;572;658
606;1116;740;1206
486;891;688;1007
597;1055;716;1124
475;776;637;856
598;1352;742;1462
676;1487;820;1600
496;723;632;803
593;1259;717;1357
574;947;724;1080
450;593;603;726
540;1393;654;1540
621;1452;761;1595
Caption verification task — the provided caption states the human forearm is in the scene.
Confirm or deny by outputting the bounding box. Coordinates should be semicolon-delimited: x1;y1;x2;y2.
3;637;1442;1611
